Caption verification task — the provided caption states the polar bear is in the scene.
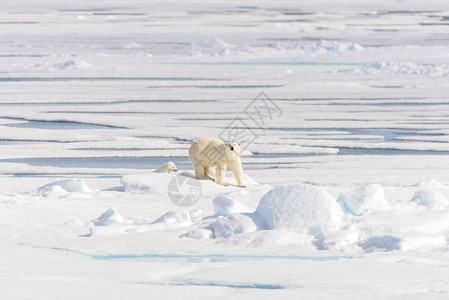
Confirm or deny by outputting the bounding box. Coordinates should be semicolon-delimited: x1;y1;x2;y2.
189;137;245;188
154;162;178;173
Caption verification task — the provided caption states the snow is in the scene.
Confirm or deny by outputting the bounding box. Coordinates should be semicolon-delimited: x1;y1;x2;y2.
54;60;93;71
211;214;257;238
151;210;192;228
337;184;391;216
411;189;449;210
120;173;172;194
212;195;254;216
190;39;364;59
181;228;213;240
2;0;449;298
222;230;315;248
93;207;125;226
340;62;449;77
190;38;231;56
358;235;401;253
254;184;343;234
37;178;92;196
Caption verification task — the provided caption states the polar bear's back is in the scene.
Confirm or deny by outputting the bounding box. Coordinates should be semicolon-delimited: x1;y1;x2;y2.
189;137;224;165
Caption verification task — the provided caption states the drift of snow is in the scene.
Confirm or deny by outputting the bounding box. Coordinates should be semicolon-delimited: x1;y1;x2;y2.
302;40;363;54
212;195;254;216
191;38;231;56
340;62;449;77
411;189;449;210
55;60;92;71
181;228;213;239
211;214;257;238
38;178;92;196
222;230;316;248
93;207;125;226
120;173;172;194
190;38;364;59
253;184;343;235
151;210;192;227
337;184;391;216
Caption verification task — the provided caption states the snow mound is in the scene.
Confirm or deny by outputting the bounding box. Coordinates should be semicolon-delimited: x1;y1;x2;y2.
38;178;91;195
190;39;362;58
358;235;401;253
93;208;124;226
151;210;192;228
38;185;69;196
54;60;92;70
411;189;449;210
122;42;144;49
301;40;363;54
120;173;172;194
247;40;363;58
337;184;391;216
189;209;203;222
253;184;343;235
211;214;257;238
191;38;231;56
213;195;254;216
181;228;213;239
341;62;449;77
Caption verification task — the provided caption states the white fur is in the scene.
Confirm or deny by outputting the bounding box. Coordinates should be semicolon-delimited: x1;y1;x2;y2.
154;162;178;173
189;137;245;187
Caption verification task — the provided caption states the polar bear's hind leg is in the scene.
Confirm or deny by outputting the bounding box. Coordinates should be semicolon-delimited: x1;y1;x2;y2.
204;166;215;181
193;163;207;179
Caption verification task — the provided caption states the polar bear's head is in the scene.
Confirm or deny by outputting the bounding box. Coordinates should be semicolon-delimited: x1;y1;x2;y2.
223;142;241;160
166;162;179;172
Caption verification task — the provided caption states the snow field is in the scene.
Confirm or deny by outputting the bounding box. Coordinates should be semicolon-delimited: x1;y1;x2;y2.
39;173;447;256
2;0;449;298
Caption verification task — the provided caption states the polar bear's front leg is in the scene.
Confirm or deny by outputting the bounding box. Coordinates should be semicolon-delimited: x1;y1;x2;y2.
215;164;228;186
230;159;246;188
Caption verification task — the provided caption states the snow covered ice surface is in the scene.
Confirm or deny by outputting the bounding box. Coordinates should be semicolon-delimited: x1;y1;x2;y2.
2;0;449;299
